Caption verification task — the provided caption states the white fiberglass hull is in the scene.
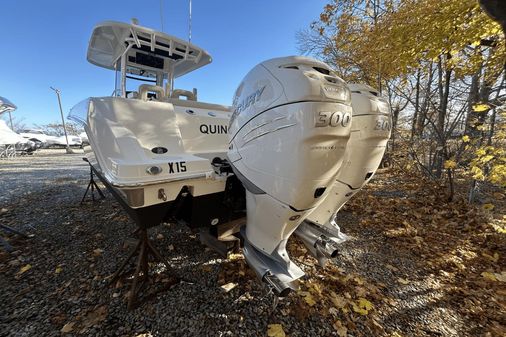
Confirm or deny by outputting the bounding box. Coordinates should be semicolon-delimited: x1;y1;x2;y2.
71;96;232;209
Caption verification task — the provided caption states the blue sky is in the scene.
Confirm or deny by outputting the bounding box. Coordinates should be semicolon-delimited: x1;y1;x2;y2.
0;0;327;127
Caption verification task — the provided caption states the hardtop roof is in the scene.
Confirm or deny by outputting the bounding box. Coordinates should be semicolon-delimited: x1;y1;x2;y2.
87;21;212;78
0;96;17;116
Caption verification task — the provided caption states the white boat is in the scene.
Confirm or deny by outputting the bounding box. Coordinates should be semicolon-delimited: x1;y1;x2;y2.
70;20;391;297
0;97;37;157
52;135;82;148
19;129;59;147
69;21;236;229
79;131;89;145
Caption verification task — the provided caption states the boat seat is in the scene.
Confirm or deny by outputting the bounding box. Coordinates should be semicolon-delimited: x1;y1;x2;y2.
170;89;196;101
139;84;165;101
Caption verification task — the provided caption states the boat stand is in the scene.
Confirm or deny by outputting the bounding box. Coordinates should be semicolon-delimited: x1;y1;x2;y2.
0;224;31;252
81;158;105;204
109;228;180;310
83;160;185;309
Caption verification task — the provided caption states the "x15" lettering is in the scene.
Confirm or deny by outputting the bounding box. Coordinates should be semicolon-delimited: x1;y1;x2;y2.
168;161;187;174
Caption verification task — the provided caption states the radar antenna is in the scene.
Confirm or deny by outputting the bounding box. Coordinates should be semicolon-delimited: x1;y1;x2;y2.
189;0;192;42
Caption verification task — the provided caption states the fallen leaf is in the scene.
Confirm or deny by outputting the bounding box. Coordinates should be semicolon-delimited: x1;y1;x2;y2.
17;264;32;275
330;292;346;308
352;297;373;315
228;253;243;260
55;266;63;274
385;264;399;272
492;192;504;199
61;322;75;333
328;307;339;316
333;320;347;337
355;286;367;297
353;276;364;285
358;298;373;310
482;252;499;263
81;305;108;329
220;282;237;292
156;233;164;240
168;244;174;251
267;324;286;337
494;271;506;282
481;272;497;281
308;281;323;295
397;278;410;285
92;248;104;256
482;203;494;211
300;291;316;306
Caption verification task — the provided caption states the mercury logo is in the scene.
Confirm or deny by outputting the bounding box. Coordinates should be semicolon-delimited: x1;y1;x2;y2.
235;85;266;114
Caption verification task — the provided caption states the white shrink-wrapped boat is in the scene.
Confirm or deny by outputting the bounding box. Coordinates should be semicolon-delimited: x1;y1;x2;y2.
0;97;37;157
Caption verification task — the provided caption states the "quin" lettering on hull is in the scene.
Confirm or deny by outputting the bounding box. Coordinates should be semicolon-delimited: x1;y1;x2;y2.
200;124;228;134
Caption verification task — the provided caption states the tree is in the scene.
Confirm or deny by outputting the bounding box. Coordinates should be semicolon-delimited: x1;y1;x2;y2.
299;0;506;201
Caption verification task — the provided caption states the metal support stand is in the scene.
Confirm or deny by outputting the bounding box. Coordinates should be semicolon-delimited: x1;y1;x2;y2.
109;228;181;310
0;236;13;252
0;224;31;252
81;158;105;204
83;158;185;309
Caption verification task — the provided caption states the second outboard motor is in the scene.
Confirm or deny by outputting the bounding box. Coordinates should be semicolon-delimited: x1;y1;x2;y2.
298;84;392;265
228;56;352;294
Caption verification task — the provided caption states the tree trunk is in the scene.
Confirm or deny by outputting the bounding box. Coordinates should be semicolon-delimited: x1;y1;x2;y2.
417;62;434;138
391;106;400;151
411;68;421;141
434;56;452;178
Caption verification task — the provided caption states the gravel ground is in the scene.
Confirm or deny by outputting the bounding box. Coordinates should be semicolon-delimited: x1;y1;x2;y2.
0;149;88;204
0;149;493;336
0;150;337;337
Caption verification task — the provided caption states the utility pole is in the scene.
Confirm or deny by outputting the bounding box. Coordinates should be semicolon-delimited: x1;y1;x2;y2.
50;86;72;154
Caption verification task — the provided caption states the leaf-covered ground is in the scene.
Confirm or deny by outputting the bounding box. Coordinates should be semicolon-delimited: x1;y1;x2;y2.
286;168;506;336
0;151;505;336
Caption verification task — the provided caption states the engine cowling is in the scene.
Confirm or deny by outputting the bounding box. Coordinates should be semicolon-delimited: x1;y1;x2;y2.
298;84;392;264
228;56;352;291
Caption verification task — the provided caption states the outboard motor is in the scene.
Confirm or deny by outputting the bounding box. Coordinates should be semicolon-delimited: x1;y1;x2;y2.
297;84;392;265
228;56;352;295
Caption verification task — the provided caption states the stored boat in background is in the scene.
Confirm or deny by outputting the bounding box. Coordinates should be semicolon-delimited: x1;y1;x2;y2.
0;97;38;157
